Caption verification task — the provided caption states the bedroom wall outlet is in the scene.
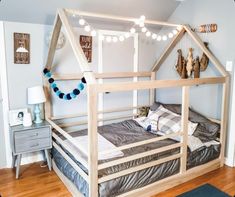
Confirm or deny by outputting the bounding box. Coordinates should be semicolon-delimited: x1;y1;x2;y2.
226;61;233;72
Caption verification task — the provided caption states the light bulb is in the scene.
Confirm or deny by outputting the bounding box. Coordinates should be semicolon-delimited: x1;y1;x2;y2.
99;35;105;41
177;26;183;31
112;37;118;42
119;35;125;42
125;32;130;38
84;25;91;32
139;22;145;27
140;15;146;21
72;14;76;18
168;33;173;38
162;35;167;41
141;27;147;33
157;36;162;41
106;36;112;42
91;30;96;37
146;31;151;37
130;28;136;34
152;33;157;39
135;20;140;25
173;29;178;35
79;19;85;26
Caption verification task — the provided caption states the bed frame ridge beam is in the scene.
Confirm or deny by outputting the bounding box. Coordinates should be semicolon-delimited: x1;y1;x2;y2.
65;9;180;27
57;8;96;85
151;27;186;72
184;25;229;77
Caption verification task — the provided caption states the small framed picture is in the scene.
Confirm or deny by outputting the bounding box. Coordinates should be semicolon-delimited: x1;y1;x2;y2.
9;108;28;126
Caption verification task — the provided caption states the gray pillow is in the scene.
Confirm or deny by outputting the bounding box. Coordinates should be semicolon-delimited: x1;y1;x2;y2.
151;102;220;142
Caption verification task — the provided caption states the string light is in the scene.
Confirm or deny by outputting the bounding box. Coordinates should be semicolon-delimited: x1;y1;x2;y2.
112;37;118;42
73;12;181;43
173;29;178;35
141;27;147;32
157;36;162;41
130;28;136;34
84;25;91;32
125;32;130;38
119;36;125;42
146;31;151;37
140;15;146;21
79;19;85;26
152;33;157;39
168;32;173;38
162;35;167;41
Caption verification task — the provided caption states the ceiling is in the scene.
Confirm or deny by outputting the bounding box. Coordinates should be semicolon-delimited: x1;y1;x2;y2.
0;0;180;25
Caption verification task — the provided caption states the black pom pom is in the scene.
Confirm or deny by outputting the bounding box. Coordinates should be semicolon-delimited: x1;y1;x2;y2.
53;87;59;92
73;89;80;95
48;78;54;83
43;68;49;74
59;93;64;99
81;77;86;84
66;94;72;100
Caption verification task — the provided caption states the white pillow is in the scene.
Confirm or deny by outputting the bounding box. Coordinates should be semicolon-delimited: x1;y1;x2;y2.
149;105;198;135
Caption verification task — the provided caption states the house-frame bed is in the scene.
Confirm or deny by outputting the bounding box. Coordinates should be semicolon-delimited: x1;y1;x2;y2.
44;8;229;197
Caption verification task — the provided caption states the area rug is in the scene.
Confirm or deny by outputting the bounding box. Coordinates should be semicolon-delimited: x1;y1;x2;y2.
177;184;231;197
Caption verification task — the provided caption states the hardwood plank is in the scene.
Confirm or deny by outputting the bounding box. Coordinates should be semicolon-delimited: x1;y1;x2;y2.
0;163;235;197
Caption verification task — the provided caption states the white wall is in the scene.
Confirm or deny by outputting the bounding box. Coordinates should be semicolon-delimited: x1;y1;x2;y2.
155;0;235;166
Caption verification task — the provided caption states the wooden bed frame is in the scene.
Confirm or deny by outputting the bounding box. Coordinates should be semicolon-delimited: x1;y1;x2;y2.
44;8;229;197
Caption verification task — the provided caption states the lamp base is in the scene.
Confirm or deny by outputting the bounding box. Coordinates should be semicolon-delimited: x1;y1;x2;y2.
34;104;43;124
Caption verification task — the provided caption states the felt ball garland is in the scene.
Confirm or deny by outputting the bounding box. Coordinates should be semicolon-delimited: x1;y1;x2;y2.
43;68;86;100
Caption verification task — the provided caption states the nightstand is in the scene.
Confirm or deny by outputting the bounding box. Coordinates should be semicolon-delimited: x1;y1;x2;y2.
10;120;52;179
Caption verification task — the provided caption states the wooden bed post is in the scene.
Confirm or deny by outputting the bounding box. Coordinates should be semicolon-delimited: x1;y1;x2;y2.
44;12;62;119
149;72;156;105
219;77;229;167
180;86;189;173
87;84;98;197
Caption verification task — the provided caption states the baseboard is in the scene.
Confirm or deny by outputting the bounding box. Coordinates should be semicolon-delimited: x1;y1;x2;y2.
224;157;234;167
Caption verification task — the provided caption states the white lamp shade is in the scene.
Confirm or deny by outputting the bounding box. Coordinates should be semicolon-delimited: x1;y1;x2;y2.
27;86;46;105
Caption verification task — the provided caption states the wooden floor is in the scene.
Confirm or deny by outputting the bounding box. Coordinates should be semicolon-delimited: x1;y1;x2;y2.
0;162;234;197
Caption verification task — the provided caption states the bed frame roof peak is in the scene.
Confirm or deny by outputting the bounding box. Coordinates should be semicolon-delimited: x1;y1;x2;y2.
45;8;228;85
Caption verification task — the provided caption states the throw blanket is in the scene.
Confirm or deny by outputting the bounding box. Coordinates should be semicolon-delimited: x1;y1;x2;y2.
63;134;124;161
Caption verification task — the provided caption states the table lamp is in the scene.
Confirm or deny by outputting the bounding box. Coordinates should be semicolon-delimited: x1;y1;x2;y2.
27;86;46;124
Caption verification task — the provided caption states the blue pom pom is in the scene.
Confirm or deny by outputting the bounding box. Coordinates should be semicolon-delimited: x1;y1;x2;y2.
63;94;68;100
56;90;61;96
70;93;76;98
78;83;84;91
51;83;57;88
146;125;151;132
45;72;52;78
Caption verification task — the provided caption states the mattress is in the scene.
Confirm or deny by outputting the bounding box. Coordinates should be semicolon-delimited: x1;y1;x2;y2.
52;119;220;197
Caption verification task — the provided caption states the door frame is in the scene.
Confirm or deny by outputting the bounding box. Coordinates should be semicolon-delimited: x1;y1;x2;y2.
97;30;139;122
0;21;11;168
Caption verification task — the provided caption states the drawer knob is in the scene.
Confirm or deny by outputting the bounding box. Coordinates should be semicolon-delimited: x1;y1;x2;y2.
30;143;39;147
29;133;39;137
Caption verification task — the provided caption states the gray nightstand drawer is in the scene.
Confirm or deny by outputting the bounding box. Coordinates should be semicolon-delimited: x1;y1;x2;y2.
15;138;51;153
15;127;50;143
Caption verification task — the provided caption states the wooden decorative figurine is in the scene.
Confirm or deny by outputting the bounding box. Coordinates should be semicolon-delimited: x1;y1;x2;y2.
175;49;184;76
194;56;200;78
186;48;194;77
181;60;187;79
200;42;209;71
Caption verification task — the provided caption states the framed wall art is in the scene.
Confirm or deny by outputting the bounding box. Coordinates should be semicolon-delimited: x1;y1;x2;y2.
80;35;92;63
14;33;30;64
